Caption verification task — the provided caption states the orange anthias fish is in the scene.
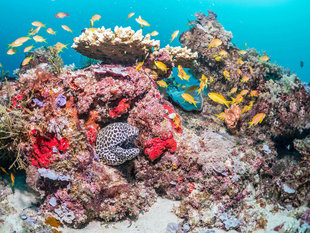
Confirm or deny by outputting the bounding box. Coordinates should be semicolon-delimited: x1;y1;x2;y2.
197;74;208;94
208;92;230;107
32;21;45;27
7;48;17;55
157;80;168;88
55;12;69;18
223;70;230;80
24;45;34;53
9;37;30;47
11;173;15;187
54;42;68;52
150;31;159;37
90;14;101;27
127;12;135;19
208;38;222;49
62;25;72;33
136;61;144;71
47;28;56;35
22;56;32;66
248;113;266;128
240;75;250;83
237;58;244;65
155;61;168;73
248;65;254;74
231;94;243;105
260;55;270;62
177;65;190;81
0;167;9;175
215;112;227;120
181;93;199;107
230;87;238;95
170;30;179;43
33;35;46;43
135;16;150;27
218;50;228;58
239;90;249;96
29;26;41;36
249;90;259;97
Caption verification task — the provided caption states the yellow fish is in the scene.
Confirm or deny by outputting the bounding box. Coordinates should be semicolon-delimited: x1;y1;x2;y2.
239;50;247;55
245;43;248;47
208;38;222;49
177;65;190;81
239;90;249;96
55;12;69;18
214;56;222;61
215;112;227;120
47;28;56;35
248;65;254;74
7;48;17;55
85;28;98;33
54;42;68;52
230;87;238;95
170;30;179;43
241;105;251;114
29;26;41;36
32;21;45;27
22;56;32;66
237;69;242;75
208;92;230;107
11;173;15;187
223;70;230;80
237;58;244;65
157;80;168;88
9;37;30;47
231;94;243;104
197;74;208;94
135;16;150;27
248;113;266;128
62;25;72;32
181;93;199;107
0;167;8;175
150;31;159;36
218;50;228;58
240;75;250;83
91;14;101;22
249;90;259;97
127;12;135;19
209;76;214;82
136;61;144;71
33;35;46;43
155;61;168;73
260;55;270;62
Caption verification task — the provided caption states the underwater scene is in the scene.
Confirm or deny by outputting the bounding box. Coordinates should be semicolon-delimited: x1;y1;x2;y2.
0;0;309;232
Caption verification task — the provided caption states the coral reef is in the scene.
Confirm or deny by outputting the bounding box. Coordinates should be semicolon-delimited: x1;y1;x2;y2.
0;10;309;233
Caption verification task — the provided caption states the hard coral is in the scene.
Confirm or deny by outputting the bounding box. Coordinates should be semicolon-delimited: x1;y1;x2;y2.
144;132;177;162
72;26;160;64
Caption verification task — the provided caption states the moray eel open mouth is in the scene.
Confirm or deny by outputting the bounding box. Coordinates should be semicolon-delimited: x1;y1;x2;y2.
95;122;140;165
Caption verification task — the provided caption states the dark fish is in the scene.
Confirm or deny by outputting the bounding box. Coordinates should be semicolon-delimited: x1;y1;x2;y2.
300;61;304;68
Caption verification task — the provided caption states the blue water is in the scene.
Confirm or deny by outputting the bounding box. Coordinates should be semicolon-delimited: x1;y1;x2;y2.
1;0;309;82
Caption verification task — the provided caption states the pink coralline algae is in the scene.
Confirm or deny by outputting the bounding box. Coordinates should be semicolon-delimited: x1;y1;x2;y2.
144;132;177;162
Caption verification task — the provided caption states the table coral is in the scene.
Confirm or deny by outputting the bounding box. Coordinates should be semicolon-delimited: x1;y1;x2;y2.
72;26;160;64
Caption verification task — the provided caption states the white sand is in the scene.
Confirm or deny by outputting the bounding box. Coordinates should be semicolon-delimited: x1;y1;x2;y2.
61;198;181;233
